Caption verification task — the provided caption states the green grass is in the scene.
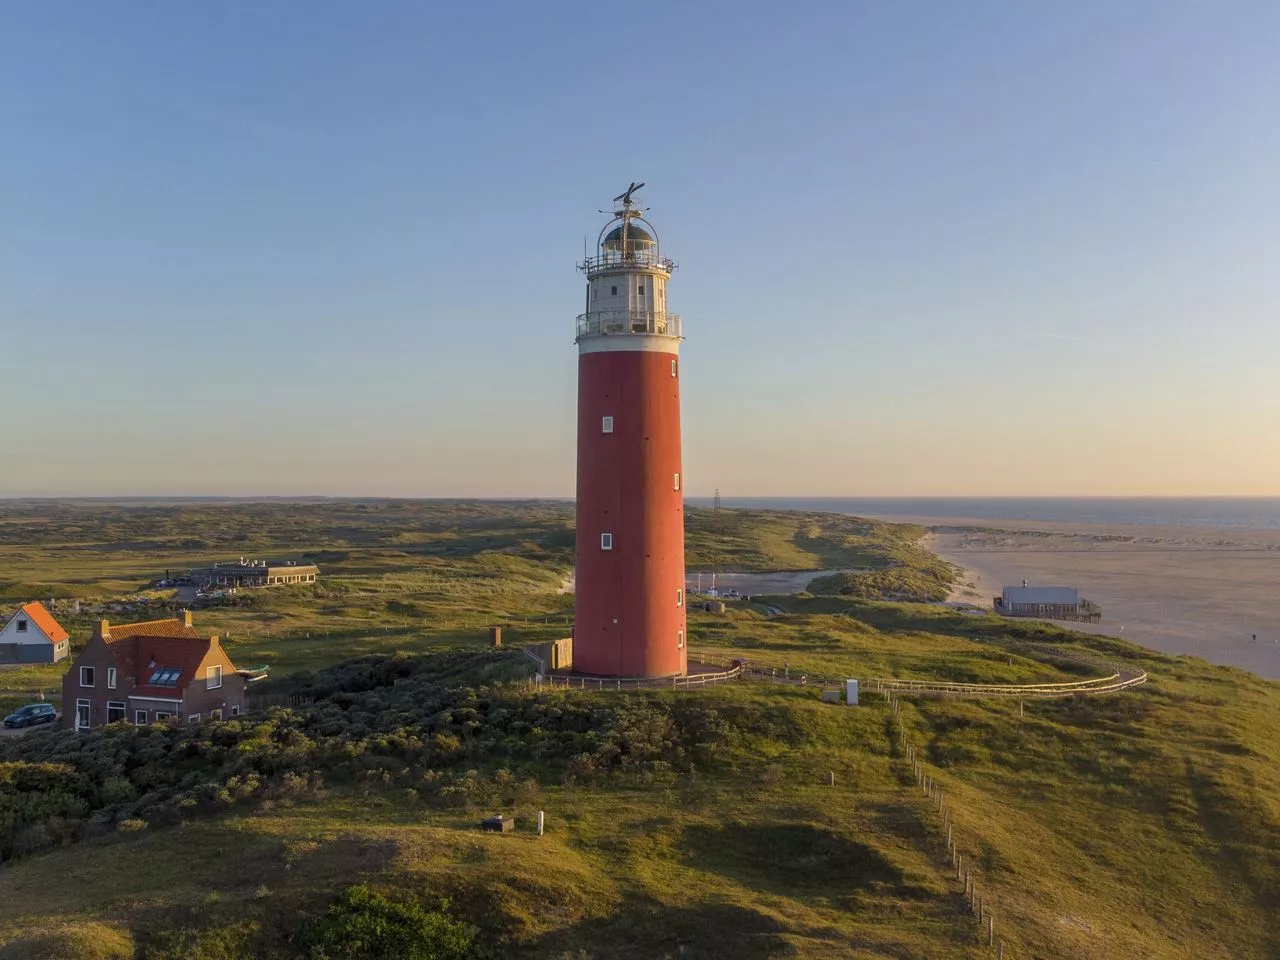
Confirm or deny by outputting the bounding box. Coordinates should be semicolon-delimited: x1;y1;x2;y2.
0;500;1275;959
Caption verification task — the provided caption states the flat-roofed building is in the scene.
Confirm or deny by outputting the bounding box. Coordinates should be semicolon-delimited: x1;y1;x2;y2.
206;559;318;588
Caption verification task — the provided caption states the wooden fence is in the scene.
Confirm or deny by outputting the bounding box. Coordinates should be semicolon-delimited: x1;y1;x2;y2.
887;688;1012;956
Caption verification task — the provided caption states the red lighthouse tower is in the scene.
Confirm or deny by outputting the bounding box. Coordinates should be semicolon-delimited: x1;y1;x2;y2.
574;183;687;678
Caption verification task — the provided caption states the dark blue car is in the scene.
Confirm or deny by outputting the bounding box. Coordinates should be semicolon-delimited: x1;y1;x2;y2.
4;703;57;728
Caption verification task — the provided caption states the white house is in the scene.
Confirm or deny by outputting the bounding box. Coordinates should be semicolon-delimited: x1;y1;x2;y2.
0;602;71;664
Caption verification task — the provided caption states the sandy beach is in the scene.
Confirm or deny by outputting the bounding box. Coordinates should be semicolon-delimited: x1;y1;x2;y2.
873;515;1280;680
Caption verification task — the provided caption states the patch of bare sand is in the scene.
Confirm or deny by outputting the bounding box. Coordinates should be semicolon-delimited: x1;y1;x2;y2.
901;517;1280;680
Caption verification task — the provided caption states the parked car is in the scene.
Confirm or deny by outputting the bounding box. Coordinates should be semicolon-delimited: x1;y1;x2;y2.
4;703;57;728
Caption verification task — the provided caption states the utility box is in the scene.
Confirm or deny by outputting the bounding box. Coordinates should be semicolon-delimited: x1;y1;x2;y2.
480;815;514;833
845;679;859;706
550;637;573;670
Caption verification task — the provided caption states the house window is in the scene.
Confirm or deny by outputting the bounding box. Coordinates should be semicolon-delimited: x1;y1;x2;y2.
231;704;241;717
210;708;223;720
16;620;27;633
106;702;126;723
674;473;681;491
207;664;222;689
677;589;684;607
188;714;200;724
611;285;617;296
148;667;182;686
80;666;95;687
155;711;173;721
601;533;613;551
107;667;117;689
135;710;148;725
602;416;614;434
671;359;678;378
75;699;91;731
678;630;685;649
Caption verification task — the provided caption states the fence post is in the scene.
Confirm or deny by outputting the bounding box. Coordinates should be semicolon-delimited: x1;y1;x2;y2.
988;914;994;946
538;811;545;836
827;771;835;786
997;940;1004;959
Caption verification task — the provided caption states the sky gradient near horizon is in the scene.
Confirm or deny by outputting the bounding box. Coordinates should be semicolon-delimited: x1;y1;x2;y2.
3;1;1278;497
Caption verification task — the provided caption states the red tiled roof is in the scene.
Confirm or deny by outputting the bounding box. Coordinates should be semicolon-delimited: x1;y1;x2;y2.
105;617;202;640
100;615;231;697
17;602;69;644
110;635;216;697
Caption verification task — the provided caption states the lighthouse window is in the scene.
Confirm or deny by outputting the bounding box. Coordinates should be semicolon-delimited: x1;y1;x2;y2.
671;359;678;378
678;630;685;649
677;588;684;607
638;284;645;295
602;416;614;434
611;285;617;296
600;533;613;551
674;473;681;491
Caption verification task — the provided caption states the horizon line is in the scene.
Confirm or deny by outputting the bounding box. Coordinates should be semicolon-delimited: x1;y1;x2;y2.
2;493;1279;502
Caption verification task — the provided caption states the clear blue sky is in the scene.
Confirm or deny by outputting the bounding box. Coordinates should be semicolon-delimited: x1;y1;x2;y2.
3;1;1277;497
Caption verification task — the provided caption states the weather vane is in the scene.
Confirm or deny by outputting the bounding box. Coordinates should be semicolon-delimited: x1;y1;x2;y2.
613;181;645;207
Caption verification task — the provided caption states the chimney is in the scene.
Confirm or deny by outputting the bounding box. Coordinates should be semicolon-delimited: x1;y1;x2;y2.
96;618;110;639
179;609;194;628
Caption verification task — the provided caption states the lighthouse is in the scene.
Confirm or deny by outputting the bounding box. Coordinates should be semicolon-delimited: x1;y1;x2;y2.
573;183;687;678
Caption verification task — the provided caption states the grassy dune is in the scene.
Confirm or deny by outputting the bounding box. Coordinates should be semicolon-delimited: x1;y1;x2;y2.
0;501;1276;958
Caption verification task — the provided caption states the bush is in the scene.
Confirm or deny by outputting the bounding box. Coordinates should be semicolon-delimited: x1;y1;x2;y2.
302;884;475;960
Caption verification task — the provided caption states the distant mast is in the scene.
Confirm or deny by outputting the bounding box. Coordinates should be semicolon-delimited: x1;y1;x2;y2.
572;183;687;678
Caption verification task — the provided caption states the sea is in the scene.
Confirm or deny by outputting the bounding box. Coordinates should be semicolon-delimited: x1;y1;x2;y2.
685;497;1280;531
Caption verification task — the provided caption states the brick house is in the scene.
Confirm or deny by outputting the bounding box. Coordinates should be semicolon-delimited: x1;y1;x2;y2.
61;612;247;731
0;601;70;663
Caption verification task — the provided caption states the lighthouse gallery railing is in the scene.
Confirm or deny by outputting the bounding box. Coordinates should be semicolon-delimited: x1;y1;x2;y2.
576;311;682;339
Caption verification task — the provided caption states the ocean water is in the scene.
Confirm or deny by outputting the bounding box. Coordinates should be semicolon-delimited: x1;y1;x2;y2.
685;497;1280;531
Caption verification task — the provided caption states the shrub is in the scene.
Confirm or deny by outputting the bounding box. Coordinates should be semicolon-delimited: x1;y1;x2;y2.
302;884;475;960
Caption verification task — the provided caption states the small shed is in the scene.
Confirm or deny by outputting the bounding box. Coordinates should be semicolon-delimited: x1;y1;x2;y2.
480;815;515;833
